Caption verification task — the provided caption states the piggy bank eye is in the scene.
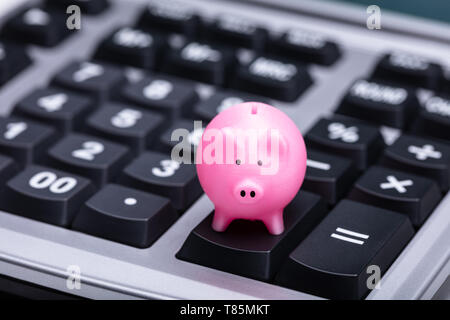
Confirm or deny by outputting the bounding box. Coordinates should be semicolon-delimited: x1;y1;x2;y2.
257;160;263;166
236;159;241;165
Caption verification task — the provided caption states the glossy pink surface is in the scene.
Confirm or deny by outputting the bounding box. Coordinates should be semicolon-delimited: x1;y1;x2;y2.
196;102;307;235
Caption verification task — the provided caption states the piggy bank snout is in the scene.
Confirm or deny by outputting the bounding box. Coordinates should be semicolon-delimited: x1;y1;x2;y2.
234;180;264;204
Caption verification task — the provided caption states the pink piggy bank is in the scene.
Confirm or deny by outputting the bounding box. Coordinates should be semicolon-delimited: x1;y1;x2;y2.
196;102;307;235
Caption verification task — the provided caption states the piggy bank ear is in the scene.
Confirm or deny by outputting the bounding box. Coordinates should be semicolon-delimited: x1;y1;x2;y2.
279;133;289;156
269;130;288;157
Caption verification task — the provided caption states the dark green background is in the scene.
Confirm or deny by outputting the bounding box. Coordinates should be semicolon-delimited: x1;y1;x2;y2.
334;0;450;24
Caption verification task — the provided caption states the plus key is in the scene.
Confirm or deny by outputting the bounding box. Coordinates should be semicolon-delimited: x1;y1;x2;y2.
381;134;450;191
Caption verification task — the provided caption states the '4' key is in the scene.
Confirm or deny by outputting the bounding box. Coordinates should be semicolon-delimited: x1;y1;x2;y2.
13;88;93;133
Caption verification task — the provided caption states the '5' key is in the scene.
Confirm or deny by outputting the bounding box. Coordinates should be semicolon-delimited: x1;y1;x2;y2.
86;103;164;154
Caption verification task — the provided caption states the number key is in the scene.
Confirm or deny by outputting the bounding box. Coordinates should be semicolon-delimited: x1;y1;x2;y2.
0;117;55;166
47;133;130;187
193;90;269;121
13;88;94;133
0;165;94;226
52;61;126;102
121;75;198;120
119;151;202;211
86;103;164;154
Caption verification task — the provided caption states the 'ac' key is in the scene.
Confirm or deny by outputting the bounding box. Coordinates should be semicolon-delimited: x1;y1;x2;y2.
371;52;443;90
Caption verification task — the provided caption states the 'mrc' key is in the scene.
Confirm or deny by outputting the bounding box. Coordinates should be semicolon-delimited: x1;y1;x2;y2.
232;55;312;102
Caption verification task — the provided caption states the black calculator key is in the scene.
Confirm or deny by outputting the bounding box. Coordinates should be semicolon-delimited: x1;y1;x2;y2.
269;29;341;66
0;165;94;226
13;88;93;133
47;133;130;187
0;155;18;187
86;103;164;154
176;191;327;281
348;166;441;227
2;7;72;47
158;119;204;160
72;184;178;248
412;93;450;141
442;68;450;94
45;0;109;15
121;75;198;120
275;200;414;300
381;135;450;191
162;41;236;86
194;90;269;121
0;41;31;85
94;27;166;69
52;61;126;102
0;118;55;166
335;79;419;129
137;1;200;36
303;150;358;205
305;117;385;170
371;52;443;89
232;56;312;101
204;15;268;51
119;151;201;211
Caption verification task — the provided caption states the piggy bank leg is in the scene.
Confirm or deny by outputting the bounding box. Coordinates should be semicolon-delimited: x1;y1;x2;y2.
211;210;233;232
262;211;284;235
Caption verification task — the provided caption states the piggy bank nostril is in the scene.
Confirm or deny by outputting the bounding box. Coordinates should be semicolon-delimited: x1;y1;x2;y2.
250;191;256;198
240;190;246;197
